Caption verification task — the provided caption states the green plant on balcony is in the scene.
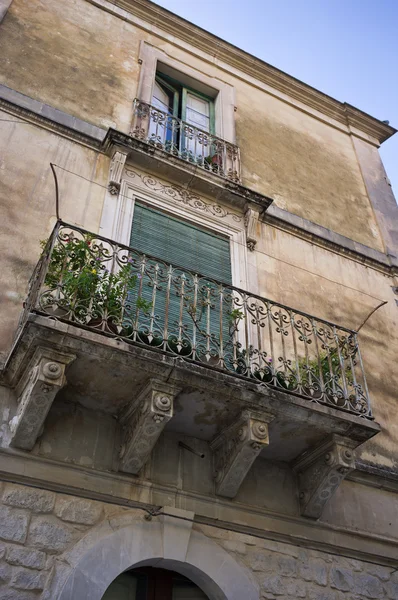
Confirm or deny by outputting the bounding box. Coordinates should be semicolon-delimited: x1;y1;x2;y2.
40;235;152;330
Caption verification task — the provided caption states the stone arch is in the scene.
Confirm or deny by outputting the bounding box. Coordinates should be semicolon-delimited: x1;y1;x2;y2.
56;508;259;600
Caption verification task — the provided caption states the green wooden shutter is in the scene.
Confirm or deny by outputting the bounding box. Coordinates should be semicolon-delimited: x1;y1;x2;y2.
129;203;232;361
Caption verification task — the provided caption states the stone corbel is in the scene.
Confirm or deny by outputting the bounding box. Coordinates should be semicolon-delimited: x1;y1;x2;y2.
108;149;129;195
293;435;356;519
119;379;178;475
211;409;274;498
244;204;262;251
9;347;75;450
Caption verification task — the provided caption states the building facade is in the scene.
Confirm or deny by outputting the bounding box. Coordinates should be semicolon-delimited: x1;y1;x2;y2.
0;0;397;598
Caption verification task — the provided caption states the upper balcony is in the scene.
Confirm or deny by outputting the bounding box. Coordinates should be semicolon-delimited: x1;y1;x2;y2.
4;222;380;518
130;99;241;183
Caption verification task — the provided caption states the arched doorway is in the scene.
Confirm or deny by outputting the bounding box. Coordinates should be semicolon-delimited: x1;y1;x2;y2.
56;509;259;600
102;566;209;599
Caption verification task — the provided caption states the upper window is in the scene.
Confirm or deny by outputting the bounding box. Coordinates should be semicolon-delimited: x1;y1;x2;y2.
132;49;240;181
149;73;216;166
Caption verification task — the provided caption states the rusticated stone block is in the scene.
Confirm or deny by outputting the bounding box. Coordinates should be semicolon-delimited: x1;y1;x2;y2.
308;590;337;600
54;496;103;525
10;567;47;590
330;567;354;592
299;559;328;586
6;547;47;570
355;573;384;599
386;578;398;600
0;505;29;543
2;484;55;513
276;555;297;577
0;562;11;583
28;516;75;553
0;588;41;600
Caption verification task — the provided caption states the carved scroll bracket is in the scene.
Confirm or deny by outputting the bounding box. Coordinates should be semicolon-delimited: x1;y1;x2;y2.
293;435;357;519
244;204;262;251
108;149;129;195
211;409;274;498
119;379;179;475
9;347;76;450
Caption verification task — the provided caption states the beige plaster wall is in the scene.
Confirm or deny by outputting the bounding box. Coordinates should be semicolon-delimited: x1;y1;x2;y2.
0;0;389;252
255;222;398;469
0;111;109;356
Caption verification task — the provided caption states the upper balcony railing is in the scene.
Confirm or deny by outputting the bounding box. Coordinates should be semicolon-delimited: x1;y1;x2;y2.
20;222;372;418
130;99;241;183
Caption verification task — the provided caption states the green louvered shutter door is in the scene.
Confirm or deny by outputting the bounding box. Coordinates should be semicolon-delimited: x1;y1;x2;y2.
129;203;232;361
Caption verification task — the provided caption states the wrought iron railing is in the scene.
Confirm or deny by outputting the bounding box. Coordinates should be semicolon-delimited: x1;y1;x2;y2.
21;222;372;418
130;99;241;182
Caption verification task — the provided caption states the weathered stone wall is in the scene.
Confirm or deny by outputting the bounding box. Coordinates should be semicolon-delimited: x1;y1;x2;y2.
0;0;391;251
0;482;396;599
0;109;109;357
201;524;398;600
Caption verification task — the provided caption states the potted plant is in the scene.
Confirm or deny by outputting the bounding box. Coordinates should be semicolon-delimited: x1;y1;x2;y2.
40;233;152;333
204;152;223;173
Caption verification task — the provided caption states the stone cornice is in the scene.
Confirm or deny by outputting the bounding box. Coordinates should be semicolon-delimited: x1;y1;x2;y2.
264;204;398;277
0;84;105;151
90;0;396;144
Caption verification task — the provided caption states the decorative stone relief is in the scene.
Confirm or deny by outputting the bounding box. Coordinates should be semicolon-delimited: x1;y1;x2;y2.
293;435;356;519
118;379;178;475
244;204;262;251
124;169;242;222
9;347;75;450
108;150;129;195
211;409;274;498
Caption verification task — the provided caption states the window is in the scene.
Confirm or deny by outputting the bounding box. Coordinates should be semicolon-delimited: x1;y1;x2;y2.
149;73;217;166
127;203;233;363
102;567;209;600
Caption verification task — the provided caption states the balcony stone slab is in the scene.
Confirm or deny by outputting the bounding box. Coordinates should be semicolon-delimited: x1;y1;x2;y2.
4;317;380;456
101;129;273;214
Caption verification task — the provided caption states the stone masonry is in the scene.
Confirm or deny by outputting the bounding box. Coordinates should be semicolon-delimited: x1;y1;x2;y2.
0;482;396;599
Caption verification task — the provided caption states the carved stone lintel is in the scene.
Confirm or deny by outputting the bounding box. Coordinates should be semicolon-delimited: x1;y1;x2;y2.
9;347;75;450
293;436;356;519
108;150;128;194
244;205;261;251
211;409;274;498
119;379;178;475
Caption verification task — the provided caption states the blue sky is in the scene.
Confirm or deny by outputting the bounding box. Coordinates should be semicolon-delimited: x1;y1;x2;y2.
153;0;398;200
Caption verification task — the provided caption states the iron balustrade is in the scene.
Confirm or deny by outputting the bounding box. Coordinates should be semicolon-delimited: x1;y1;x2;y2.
130;99;241;183
21;222;372;418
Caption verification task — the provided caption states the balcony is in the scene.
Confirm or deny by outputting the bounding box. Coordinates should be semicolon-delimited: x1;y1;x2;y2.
130;99;241;183
5;222;380;518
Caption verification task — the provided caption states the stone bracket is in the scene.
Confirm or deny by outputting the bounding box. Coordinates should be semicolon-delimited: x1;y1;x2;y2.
211;409;274;498
9;347;76;450
119;379;178;475
108;149;129;195
244;204;262;251
293;435;357;519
